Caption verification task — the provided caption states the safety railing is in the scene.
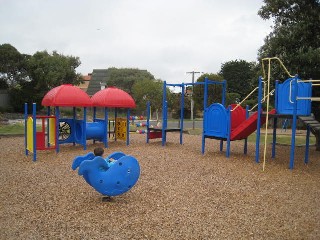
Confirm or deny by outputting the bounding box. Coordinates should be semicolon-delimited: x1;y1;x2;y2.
231;87;258;112
249;89;275;111
289;79;320;103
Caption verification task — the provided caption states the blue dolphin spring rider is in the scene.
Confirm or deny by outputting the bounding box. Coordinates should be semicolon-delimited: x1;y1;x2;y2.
72;151;140;199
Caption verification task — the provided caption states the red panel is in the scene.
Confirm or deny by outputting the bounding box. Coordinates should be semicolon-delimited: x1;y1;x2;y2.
42;84;92;107
91;87;136;108
230;104;246;131
36;132;46;150
149;131;162;139
231;109;276;141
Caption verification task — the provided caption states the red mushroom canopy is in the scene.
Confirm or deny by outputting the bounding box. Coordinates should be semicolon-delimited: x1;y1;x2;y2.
41;84;92;107
91;87;136;108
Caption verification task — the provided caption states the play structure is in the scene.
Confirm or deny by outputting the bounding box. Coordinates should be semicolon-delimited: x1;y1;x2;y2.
146;79;226;145
25;85;136;160
90;87;136;146
24;103;58;161
72;151;140;197
202;57;320;169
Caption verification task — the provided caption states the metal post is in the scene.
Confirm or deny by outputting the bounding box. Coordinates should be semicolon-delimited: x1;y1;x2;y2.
186;71;201;130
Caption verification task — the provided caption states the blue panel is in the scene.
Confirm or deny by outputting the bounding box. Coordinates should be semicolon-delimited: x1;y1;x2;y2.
204;103;229;138
277;78;312;115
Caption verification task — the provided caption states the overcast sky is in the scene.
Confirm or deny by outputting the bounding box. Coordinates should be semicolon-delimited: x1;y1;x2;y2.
0;0;272;84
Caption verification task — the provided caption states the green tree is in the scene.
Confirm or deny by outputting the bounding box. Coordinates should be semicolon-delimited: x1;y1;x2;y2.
107;68;155;95
27;50;82;92
131;79;164;119
0;43;29;88
193;73;224;113
0;45;83;112
219;60;258;100
258;0;320;150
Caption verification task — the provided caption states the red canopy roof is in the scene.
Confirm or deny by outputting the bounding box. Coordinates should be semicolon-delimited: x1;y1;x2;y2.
41;84;92;107
91;87;136;108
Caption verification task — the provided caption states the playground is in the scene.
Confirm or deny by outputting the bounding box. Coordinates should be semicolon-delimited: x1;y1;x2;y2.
1;132;320;239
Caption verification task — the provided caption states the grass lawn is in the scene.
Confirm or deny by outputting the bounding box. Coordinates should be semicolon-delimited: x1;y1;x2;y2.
0;123;316;146
0;123;25;135
187;128;315;146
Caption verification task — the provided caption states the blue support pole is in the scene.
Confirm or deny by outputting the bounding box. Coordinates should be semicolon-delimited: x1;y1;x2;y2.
114;108;118;142
146;101;150;143
255;77;263;163
32;103;37;161
47;106;50;147
202;77;208;154
220;141;224;152
93;107;97;144
162;81;167;146
126;109;130;146
289;76;299;169
24;103;28;156
83;107;87;150
272;117;277;158
73;107;76;146
180;83;185;144
221;80;227;151
104;107;108;148
305;125;310;164
56;107;60;153
226;106;231;158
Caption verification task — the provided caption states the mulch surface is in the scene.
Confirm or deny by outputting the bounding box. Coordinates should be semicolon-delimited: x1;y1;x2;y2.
1;133;319;239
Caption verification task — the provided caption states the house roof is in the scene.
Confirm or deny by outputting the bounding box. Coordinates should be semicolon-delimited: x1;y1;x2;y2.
86;69;109;96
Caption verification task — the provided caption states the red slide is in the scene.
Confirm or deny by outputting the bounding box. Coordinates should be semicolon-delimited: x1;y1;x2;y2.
230;109;276;141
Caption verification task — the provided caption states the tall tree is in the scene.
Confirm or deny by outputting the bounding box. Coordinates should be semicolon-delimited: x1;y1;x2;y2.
0;44;29;88
27;50;82;92
0;46;83;111
107;68;155;95
193;73;224;113
258;0;320;149
131;79;164;119
219;60;258;100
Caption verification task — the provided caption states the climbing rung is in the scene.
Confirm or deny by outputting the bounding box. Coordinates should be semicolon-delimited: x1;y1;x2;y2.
298;116;314;121
304;120;319;124
309;123;320;128
296;97;320;101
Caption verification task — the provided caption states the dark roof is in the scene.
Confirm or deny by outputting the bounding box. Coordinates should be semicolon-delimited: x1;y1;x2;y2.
86;69;109;96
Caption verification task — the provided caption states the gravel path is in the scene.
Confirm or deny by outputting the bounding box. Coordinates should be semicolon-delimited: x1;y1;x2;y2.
1;134;319;239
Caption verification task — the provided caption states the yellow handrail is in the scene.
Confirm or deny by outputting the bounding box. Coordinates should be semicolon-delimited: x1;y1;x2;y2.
231;87;259;112
262;58;273;172
249;89;275;112
261;57;295;79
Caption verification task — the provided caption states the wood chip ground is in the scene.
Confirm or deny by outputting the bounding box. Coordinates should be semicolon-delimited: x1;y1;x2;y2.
1;134;319;239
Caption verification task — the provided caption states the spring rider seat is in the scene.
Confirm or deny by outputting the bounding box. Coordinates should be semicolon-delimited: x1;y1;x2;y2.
72;151;140;197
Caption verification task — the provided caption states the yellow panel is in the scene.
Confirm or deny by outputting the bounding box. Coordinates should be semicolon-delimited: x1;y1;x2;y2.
48;117;56;146
27;117;34;152
115;118;127;140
